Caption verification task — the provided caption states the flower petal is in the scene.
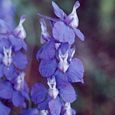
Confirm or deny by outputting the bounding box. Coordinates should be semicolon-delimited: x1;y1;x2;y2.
53;21;75;45
13;52;28;70
74;28;85;41
0;38;10;52
0;19;9;33
9;36;27;51
38;96;51;110
36;41;56;60
3;64;17;80
59;43;69;55
40;18;50;44
12;91;26;107
0;64;4;78
0;81;13;99
39;59;57;77
59;83;77;103
55;71;76;102
49;97;62;115
65;1;80;28
52;1;67;20
55;70;68;89
14;15;26;39
0;101;11;115
67;58;84;83
31;83;47;104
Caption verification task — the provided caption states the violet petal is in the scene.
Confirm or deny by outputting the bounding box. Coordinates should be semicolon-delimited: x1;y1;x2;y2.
13;52;28;70
67;58;84;83
53;21;75;45
39;59;57;77
52;1;67;20
49;97;62;115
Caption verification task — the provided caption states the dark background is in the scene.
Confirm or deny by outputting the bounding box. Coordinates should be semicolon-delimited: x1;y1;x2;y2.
1;0;115;114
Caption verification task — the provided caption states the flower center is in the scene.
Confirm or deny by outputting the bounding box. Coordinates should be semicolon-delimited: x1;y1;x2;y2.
40;110;48;115
63;102;72;115
3;47;12;66
58;49;69;72
47;77;59;99
15;72;25;91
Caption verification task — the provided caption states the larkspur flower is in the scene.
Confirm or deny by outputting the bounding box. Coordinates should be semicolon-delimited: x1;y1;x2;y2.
36;1;85;115
0;15;29;114
47;77;59;99
52;1;85;42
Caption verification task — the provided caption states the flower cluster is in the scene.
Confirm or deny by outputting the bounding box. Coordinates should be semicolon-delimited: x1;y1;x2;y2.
0;16;29;114
34;1;85;115
0;1;85;114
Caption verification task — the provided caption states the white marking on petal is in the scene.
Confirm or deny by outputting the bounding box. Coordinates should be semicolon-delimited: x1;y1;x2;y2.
63;103;72;115
69;48;75;61
40;110;48;115
15;72;25;91
3;47;12;66
14;15;26;39
47;77;59;99
40;19;50;44
66;1;80;28
58;49;69;73
55;43;61;50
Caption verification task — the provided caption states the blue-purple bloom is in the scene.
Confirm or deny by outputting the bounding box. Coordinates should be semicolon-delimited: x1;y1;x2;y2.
0;15;29;114
36;1;85;115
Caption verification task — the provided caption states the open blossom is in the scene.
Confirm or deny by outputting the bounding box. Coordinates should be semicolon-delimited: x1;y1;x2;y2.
0;16;29;113
47;77;59;99
36;1;85;115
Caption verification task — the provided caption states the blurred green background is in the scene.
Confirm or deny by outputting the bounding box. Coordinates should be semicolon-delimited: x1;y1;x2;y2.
6;0;115;114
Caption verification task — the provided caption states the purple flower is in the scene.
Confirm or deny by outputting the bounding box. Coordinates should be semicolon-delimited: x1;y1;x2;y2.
0;47;27;80
38;1;85;42
49;97;62;115
53;21;75;45
36;1;85;114
31;83;48;105
0;17;28;81
31;83;51;112
12;90;26;107
0;15;29;112
14;72;29;100
67;58;84;83
55;70;77;103
39;59;57;77
0;80;13;99
36;41;56;60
